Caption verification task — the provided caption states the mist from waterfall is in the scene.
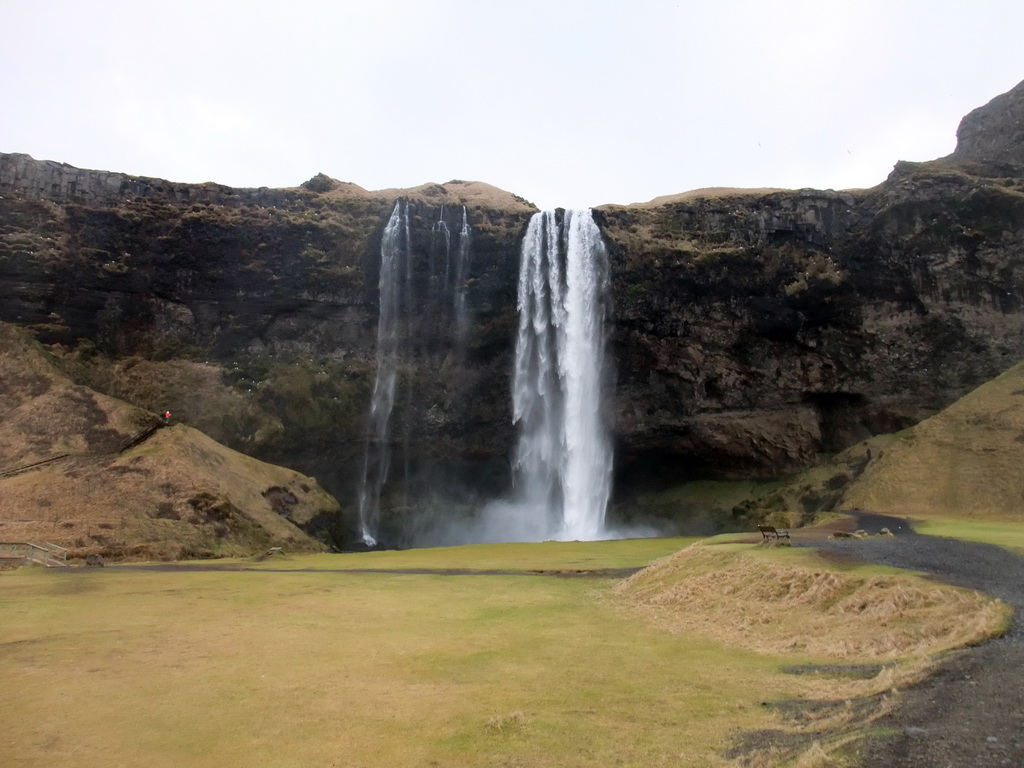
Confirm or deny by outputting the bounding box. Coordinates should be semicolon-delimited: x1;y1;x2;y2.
356;200;409;546
472;209;613;543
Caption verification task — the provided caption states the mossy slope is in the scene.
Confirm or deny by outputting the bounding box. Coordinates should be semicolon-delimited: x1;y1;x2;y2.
0;323;337;559
740;357;1024;525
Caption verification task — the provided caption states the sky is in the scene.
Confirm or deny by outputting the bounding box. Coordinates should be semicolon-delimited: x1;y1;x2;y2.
3;0;1023;211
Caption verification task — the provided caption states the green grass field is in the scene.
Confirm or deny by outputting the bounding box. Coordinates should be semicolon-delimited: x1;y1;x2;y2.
240;537;698;572
0;537;1008;768
915;518;1024;553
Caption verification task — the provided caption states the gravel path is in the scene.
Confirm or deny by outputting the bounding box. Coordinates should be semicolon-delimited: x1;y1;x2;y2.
797;513;1024;767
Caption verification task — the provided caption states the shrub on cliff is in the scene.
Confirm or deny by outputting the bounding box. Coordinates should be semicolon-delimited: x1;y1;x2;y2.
300;173;337;194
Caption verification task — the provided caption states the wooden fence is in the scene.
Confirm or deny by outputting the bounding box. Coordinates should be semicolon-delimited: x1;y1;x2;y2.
0;541;69;567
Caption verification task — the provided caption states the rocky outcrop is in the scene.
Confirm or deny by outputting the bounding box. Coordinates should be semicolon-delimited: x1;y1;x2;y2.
2;80;1024;544
0;152;298;207
949;79;1024;174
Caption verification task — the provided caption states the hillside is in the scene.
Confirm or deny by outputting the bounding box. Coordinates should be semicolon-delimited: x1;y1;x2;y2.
0;323;338;560
840;358;1024;520
740;356;1024;525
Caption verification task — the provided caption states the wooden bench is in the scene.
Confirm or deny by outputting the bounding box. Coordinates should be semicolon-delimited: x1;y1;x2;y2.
758;525;791;542
254;546;285;562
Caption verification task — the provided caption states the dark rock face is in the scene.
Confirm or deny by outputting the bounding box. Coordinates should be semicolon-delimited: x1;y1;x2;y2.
0;160;534;545
602;170;1024;490
2;80;1024;544
950;79;1024;174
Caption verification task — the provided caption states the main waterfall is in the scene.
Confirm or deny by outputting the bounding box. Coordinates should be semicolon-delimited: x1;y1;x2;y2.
510;209;612;541
354;203;611;547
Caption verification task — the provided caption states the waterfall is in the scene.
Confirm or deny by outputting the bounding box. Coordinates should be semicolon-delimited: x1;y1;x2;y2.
453;206;472;349
357;200;409;546
432;206;451;298
510;209;612;541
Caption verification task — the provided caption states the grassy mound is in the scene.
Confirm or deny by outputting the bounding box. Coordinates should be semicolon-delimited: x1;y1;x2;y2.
332;178;538;213
0;323;337;560
725;357;1024;528
0;426;336;560
839;359;1024;521
616;543;1009;661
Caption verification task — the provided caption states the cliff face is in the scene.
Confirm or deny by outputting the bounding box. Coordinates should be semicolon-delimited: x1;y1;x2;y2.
950;78;1024;174
0;157;536;544
602;170;1024;489
2;80;1024;544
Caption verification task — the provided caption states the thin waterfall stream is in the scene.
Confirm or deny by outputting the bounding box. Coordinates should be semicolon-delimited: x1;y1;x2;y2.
356;200;409;546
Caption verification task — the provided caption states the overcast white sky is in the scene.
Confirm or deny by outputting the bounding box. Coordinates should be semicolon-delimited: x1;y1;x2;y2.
3;0;1022;210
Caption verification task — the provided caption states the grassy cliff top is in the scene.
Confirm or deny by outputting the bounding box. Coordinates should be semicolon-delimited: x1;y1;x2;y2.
622;186;792;207
291;171;538;213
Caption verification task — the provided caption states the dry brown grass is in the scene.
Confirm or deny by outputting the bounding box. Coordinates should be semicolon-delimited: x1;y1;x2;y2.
837;360;1024;521
627;187;791;207
62;355;284;451
0;323;334;559
615;543;1008;662
0;426;333;558
1;324;143;462
614;542;1009;768
736;358;1024;528
319;177;537;213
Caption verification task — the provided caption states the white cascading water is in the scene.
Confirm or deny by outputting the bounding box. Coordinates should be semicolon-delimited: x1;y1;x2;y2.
453;205;472;348
510;209;612;541
357;200;408;546
432;205;451;297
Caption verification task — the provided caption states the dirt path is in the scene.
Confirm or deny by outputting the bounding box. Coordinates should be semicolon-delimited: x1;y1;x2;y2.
798;513;1024;767
106;564;642;578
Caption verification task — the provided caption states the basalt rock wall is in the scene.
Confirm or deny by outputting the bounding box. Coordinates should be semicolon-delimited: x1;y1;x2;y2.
3;81;1024;542
600;167;1024;489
